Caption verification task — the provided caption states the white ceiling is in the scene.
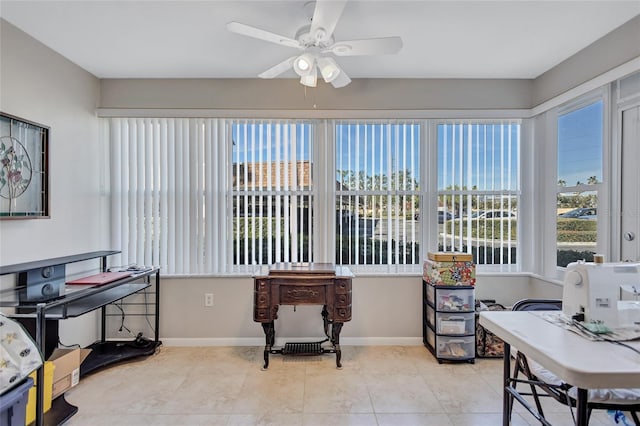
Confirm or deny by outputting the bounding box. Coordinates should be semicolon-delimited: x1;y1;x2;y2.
1;1;639;80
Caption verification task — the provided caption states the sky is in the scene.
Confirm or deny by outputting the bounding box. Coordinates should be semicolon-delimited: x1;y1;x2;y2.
557;100;603;186
231;113;601;193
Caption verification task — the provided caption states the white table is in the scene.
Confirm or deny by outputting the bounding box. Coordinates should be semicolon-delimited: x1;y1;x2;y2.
479;311;640;426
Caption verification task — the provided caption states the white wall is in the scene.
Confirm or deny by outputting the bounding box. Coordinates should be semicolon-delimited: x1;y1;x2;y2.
0;19;106;346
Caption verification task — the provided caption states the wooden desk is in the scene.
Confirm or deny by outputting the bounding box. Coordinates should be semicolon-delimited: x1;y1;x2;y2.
479;311;640;426
253;263;353;369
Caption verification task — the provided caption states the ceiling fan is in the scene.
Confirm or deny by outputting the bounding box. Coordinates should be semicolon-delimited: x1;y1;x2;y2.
226;0;403;88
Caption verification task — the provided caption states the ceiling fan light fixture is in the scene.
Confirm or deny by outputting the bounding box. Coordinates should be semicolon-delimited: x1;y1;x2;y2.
293;53;315;76
300;65;317;87
317;56;341;83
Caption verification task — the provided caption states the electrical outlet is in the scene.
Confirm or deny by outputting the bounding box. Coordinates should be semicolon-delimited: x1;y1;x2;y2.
205;293;214;307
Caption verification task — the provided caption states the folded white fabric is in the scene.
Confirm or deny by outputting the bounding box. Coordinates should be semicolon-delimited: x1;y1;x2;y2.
528;357;640;405
0;313;43;394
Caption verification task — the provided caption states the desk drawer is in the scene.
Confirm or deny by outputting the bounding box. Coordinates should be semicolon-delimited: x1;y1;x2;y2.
280;286;326;304
335;279;351;294
255;279;269;292
254;291;269;308
334;305;351;321
254;308;270;321
335;292;351;307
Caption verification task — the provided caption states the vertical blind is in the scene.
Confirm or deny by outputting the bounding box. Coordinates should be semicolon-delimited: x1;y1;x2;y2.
437;120;520;265
110;117;520;275
230;120;314;271
335;121;421;271
110;118;229;275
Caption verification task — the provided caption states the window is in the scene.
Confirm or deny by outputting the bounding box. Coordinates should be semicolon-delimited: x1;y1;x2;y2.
110;117;521;275
437;121;520;266
335;121;421;271
556;99;603;267
231;120;314;270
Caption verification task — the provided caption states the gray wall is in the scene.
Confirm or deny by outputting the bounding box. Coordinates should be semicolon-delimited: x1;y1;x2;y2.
100;78;533;111
151;275;532;346
533;15;640;107
0;19;106;346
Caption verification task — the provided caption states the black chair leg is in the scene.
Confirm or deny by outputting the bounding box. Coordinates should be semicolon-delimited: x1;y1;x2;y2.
518;353;545;418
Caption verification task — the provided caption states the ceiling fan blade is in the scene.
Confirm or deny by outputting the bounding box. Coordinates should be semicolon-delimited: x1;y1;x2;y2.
227;21;301;49
258;56;297;79
328;36;403;56
331;67;352;88
310;0;348;43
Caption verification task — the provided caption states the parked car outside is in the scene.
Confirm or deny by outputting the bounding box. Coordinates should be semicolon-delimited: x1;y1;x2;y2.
472;210;516;219
558;207;596;219
414;211;456;223
438;211;456;223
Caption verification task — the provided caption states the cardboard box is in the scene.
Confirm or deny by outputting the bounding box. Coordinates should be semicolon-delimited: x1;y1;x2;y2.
49;348;92;399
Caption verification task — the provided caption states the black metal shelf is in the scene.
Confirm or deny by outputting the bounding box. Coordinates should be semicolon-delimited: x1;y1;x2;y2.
0;251;120;276
81;340;162;377
0;251;161;426
37;395;78;426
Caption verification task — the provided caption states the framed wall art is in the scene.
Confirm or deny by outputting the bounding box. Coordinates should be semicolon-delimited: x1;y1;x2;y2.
0;112;50;219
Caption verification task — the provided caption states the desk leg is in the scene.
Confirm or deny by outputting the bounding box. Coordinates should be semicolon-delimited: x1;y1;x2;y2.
503;342;511;426
332;322;343;369
576;388;588;426
262;322;275;369
322;306;330;338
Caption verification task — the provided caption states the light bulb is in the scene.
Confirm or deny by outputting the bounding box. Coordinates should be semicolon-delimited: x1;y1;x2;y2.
293;53;315;76
317;57;341;83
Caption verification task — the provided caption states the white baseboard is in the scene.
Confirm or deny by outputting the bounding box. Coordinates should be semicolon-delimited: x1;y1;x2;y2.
160;336;423;347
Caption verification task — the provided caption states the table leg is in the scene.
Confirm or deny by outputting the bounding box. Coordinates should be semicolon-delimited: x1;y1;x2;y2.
503;342;511;426
261;322;275;369
575;388;588;426
321;306;330;339
332;322;344;369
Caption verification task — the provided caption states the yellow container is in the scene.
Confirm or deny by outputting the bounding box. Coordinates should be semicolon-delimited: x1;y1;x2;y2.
26;361;55;424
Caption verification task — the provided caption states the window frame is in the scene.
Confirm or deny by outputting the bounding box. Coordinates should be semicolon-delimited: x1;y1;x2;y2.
554;88;610;272
433;119;522;271
332;119;423;274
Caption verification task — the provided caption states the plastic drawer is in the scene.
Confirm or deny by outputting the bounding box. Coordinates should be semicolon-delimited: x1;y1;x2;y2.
436;311;474;335
425;282;435;305
426;304;435;328
435;287;474;312
426;326;436;349
436;335;475;360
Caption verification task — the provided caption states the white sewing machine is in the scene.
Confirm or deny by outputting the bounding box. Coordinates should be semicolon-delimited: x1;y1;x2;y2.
562;261;640;328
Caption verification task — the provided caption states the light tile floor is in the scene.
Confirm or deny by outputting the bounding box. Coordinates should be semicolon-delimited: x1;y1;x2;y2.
64;345;614;425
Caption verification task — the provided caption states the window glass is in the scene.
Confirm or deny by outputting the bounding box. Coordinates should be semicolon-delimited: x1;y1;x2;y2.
557;101;603;186
556;100;603;267
335;121;420;269
231;120;313;266
437;121;520;265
